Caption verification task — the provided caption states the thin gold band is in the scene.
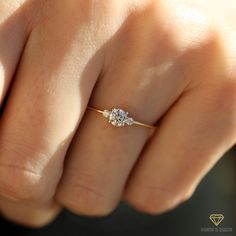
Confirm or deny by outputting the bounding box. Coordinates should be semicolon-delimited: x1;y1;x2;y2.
87;107;156;129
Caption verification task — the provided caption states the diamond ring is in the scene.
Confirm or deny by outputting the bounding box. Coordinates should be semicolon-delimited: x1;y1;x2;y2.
87;107;156;129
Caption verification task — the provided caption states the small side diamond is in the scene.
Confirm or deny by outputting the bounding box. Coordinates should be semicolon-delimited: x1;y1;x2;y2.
103;110;110;118
126;118;134;126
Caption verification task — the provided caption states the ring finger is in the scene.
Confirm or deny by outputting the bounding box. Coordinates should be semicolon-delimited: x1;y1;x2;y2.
57;3;190;215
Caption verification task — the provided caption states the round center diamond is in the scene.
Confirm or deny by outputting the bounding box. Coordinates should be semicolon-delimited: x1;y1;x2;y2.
109;108;128;127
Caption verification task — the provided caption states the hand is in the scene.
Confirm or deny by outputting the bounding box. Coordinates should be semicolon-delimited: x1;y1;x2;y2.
0;0;235;227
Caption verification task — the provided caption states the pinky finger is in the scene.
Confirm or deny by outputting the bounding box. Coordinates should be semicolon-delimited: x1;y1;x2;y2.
124;80;236;214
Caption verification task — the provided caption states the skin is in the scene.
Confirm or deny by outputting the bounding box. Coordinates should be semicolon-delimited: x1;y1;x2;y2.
0;0;236;227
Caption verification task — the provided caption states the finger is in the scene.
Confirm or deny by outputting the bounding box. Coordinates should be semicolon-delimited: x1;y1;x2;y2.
0;2;103;226
0;1;30;105
0;196;60;228
124;79;236;214
56;2;208;216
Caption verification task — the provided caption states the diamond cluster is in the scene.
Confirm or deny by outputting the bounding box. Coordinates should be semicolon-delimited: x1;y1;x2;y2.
103;108;134;127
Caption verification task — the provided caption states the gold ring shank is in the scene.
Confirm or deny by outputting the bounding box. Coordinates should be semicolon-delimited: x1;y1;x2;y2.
87;107;156;129
132;120;156;129
87;107;104;114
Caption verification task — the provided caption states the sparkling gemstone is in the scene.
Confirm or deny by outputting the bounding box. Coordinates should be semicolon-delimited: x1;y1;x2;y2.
126;117;134;125
108;108;128;127
103;110;110;118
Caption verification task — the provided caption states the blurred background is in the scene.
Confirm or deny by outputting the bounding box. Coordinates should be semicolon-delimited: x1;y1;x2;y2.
1;146;235;236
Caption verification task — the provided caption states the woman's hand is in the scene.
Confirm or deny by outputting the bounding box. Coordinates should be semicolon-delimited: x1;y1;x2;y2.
0;0;235;227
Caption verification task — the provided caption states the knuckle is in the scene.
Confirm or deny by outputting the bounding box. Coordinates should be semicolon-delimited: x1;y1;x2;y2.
170;7;220;86
58;189;114;217
111;1;220;86
126;185;190;214
0;164;44;202
0;138;50;202
57;180;115;216
152;1;215;52
171;4;214;49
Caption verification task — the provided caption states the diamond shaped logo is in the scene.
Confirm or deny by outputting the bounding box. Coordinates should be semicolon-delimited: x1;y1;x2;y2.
209;214;224;226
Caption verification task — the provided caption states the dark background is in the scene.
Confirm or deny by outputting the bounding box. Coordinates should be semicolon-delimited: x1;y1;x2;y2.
1;146;235;236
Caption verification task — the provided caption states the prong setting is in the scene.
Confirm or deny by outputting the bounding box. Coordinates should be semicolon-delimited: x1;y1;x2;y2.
103;108;134;127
